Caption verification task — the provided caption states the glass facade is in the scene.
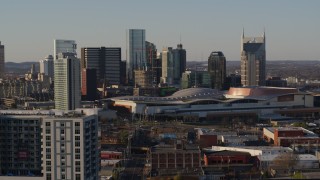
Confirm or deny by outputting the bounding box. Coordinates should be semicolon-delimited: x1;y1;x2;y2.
54;40;77;60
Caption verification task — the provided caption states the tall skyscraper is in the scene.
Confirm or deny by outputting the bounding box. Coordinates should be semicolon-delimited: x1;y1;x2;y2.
54;52;81;110
161;47;174;85
208;51;226;90
0;41;4;79
146;41;158;86
81;47;121;85
241;30;266;86
54;40;77;60
39;55;54;78
172;44;186;84
128;29;146;83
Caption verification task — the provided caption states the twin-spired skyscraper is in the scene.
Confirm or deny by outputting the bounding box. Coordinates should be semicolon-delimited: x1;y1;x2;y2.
240;30;266;86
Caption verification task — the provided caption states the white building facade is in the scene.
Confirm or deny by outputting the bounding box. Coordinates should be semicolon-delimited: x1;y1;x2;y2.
54;53;81;110
42;114;99;180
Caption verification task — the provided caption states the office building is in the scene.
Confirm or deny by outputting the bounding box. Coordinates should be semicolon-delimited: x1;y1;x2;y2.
54;52;81;110
208;51;226;90
120;61;127;85
54;40;77;60
241;30;266;86
266;77;287;87
134;70;153;88
128;29;146;83
42;114;99;180
81;47;121;86
161;47;174;85
0;41;4;79
172;44;186;83
181;71;211;89
39;55;54;78
81;68;97;101
146;41;158;85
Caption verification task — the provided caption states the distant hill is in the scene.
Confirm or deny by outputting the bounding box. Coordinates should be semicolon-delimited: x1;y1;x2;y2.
5;61;39;74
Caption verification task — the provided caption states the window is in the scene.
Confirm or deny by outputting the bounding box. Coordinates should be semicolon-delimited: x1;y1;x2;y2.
46;166;51;171
46;154;51;159
75;122;80;126
61;174;65;179
75;154;80;159
61;129;65;134
61;123;65;127
76;167;81;172
75;161;80;166
61;168;65;172
46;161;51;165
46;122;51;126
46;142;51;146
76;174;81;180
46;148;51;153
75;129;80;134
46;136;51;140
46;173;51;180
75;142;80;147
75;136;80;140
46;129;50;134
61;136;65;141
75;149;80;153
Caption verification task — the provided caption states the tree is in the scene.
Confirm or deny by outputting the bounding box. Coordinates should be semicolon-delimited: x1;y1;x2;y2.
118;130;129;144
271;152;298;175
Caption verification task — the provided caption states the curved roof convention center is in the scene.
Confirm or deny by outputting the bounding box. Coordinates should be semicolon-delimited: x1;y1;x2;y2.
109;88;224;102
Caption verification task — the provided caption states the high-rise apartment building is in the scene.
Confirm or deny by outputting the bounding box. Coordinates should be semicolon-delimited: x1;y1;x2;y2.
208;51;226;90
0;116;42;176
54;40;77;60
0;110;100;180
241;30;266;86
172;44;186;84
0;41;4;79
42;114;99;180
54;52;81;110
81;47;121;85
39;55;54;78
128;29;146;83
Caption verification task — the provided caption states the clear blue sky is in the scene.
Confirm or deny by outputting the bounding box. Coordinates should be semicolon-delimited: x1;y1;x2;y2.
1;0;319;62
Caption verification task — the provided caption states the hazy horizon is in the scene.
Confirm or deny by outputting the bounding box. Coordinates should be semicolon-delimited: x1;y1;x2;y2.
1;0;319;62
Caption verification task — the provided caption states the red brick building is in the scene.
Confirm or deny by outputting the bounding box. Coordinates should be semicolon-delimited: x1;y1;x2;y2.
263;127;320;146
150;142;201;170
203;150;251;166
199;134;217;148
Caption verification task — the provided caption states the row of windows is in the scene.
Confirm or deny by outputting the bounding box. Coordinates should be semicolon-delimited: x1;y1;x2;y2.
45;122;80;127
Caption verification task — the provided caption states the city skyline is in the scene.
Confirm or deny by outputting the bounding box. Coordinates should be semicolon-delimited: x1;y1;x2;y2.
0;0;319;62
